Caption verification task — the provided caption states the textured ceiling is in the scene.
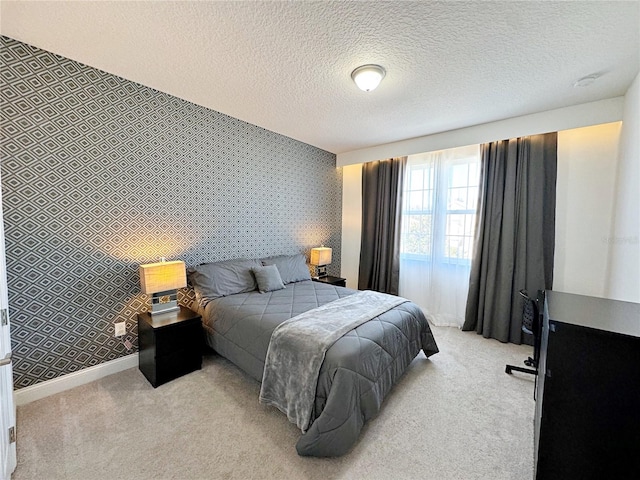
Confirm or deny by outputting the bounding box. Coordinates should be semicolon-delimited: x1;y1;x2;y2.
1;1;638;154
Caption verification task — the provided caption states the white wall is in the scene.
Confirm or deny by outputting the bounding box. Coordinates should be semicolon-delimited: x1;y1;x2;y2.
606;73;640;302
341;123;625;299
340;164;362;289
554;123;621;297
337;98;624;167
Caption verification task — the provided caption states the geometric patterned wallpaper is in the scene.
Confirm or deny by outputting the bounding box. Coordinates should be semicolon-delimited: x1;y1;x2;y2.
0;36;343;388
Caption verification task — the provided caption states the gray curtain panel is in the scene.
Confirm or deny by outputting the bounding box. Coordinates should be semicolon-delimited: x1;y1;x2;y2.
358;157;407;294
462;133;557;343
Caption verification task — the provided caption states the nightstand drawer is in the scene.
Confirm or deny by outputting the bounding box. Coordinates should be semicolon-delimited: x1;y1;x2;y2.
155;349;202;386
155;319;202;354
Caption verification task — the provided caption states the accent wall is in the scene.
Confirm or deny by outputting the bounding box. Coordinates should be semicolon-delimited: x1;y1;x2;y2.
0;36;343;388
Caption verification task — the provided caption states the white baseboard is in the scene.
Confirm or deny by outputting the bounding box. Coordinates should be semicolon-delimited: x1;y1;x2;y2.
13;353;139;406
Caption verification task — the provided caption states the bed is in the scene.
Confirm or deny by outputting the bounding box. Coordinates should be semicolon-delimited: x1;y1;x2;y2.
188;254;439;457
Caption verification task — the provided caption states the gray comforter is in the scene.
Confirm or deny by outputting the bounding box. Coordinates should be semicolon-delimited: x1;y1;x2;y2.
260;290;408;432
198;280;439;457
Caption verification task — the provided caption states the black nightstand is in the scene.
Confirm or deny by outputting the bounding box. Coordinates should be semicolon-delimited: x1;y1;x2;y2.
137;306;203;388
312;275;347;287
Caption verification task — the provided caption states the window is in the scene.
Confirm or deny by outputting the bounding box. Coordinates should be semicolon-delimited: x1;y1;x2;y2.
400;145;480;265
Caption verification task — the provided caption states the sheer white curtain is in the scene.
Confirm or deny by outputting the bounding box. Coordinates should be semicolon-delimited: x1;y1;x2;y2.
399;145;480;327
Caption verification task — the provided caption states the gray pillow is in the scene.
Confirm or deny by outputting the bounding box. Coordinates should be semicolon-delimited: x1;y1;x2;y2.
261;253;311;284
187;258;261;306
251;265;286;293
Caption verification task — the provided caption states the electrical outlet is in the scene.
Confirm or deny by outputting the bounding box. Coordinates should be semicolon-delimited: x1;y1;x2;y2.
114;322;126;337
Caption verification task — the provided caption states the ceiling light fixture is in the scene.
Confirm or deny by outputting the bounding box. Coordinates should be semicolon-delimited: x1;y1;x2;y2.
351;64;386;92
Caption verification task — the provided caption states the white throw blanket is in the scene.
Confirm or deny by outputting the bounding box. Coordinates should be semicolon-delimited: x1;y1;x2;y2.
259;290;408;432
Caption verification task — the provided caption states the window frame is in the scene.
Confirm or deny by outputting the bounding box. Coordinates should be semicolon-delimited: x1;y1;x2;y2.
400;149;480;266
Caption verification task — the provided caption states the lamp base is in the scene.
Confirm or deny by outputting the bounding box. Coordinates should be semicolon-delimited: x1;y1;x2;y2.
316;265;328;278
150;290;180;316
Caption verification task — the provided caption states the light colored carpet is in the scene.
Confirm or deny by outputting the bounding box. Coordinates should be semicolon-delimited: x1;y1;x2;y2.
12;326;535;480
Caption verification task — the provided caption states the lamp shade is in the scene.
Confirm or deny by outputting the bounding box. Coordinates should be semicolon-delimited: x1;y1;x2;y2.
139;260;187;294
310;247;332;266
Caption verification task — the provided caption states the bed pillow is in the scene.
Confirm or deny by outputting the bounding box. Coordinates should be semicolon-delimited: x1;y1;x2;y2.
251;265;286;293
187;258;261;306
261;253;311;284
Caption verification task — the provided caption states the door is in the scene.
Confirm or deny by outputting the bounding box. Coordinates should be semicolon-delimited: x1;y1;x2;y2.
0;171;16;479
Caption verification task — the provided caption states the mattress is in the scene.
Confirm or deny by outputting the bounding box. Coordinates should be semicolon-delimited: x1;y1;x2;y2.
197;279;439;456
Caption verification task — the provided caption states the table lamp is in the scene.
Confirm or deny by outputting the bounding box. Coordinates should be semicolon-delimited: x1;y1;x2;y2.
139;259;187;315
310;246;332;278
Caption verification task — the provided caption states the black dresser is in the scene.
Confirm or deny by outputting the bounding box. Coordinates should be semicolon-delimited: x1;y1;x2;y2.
535;291;640;479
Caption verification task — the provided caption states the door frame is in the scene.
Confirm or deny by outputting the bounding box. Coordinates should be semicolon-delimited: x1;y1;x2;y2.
0;170;17;480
